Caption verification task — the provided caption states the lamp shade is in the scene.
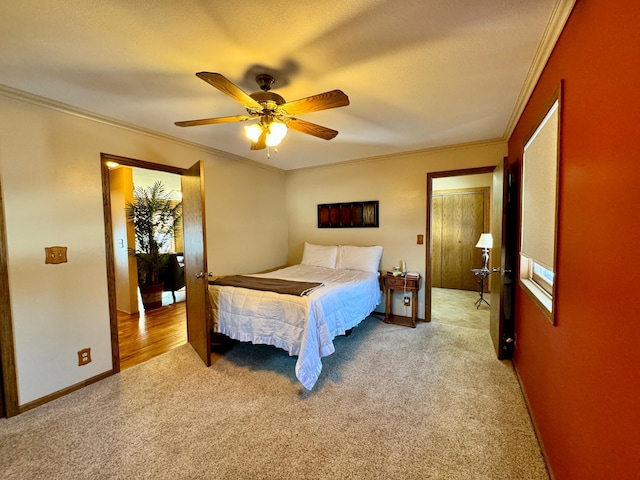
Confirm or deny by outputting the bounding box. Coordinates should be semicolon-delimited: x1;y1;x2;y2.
475;233;493;249
245;121;288;147
266;121;287;147
244;124;262;142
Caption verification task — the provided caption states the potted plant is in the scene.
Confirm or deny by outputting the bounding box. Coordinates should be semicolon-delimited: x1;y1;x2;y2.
126;181;183;310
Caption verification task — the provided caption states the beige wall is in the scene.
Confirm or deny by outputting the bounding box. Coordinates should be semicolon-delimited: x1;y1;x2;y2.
206;159;288;276
0;92;287;405
433;172;493;191
109;167;138;314
285;142;506;317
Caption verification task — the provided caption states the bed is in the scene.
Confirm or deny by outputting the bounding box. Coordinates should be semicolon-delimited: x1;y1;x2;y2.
208;243;383;390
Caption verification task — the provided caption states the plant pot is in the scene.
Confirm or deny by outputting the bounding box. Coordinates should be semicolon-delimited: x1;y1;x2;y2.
140;283;164;310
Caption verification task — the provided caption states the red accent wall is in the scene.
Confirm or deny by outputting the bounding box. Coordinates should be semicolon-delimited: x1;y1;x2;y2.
509;2;640;478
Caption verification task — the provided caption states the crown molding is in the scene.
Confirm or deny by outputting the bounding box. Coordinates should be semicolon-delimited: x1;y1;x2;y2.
502;0;576;140
0;84;285;174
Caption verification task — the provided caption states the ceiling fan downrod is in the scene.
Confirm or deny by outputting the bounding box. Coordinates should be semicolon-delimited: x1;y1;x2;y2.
255;74;275;91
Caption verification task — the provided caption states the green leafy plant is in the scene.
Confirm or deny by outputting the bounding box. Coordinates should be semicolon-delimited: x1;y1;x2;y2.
125;181;183;286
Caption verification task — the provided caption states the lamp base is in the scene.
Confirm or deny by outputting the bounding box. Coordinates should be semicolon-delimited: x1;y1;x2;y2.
481;248;490;270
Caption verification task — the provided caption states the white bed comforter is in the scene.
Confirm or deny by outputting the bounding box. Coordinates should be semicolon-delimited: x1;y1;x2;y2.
208;264;381;389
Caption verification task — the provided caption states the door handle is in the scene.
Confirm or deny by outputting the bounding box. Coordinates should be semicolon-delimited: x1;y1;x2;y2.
195;272;211;279
492;267;512;275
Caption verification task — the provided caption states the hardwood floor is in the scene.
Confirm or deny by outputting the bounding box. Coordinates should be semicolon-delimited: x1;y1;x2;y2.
117;289;187;370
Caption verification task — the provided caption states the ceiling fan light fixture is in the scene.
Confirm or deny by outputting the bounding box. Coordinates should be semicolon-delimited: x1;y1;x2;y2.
244;123;262;142
266;121;287;147
246;120;287;148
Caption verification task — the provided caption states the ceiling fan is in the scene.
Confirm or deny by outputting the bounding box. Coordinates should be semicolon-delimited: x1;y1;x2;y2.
175;72;349;151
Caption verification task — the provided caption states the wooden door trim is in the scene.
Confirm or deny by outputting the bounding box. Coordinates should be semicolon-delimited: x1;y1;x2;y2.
425;166;496;322
0;177;19;417
100;153;186;373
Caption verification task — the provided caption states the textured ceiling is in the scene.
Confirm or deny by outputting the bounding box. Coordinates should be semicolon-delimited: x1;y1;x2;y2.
0;0;561;170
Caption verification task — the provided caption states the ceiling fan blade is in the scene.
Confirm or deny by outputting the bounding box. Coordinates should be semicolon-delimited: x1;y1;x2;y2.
250;129;267;150
196;72;262;109
281;90;349;116
175;115;252;127
287;118;339;140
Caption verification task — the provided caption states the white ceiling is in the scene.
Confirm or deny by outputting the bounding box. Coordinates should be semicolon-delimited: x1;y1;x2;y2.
0;0;564;171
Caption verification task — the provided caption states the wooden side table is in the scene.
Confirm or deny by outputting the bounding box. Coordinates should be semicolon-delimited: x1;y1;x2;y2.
382;274;422;328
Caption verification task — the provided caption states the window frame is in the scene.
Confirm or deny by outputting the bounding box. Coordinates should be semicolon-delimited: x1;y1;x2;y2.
519;84;562;324
531;261;554;296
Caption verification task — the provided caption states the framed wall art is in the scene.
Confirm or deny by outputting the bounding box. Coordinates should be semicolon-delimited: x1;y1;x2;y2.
317;200;379;228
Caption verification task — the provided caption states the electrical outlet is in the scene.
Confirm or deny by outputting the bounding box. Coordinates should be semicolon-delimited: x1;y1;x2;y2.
403;296;411;306
78;348;91;366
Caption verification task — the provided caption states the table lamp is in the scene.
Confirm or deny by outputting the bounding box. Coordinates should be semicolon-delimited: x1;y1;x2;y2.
475;233;493;271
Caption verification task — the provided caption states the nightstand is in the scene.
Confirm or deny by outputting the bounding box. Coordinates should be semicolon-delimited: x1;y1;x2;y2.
382;273;422;328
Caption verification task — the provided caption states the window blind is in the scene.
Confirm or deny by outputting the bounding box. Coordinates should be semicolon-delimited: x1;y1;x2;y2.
521;101;559;271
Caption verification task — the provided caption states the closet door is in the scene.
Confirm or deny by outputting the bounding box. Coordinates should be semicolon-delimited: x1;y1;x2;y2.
431;195;443;288
432;190;487;291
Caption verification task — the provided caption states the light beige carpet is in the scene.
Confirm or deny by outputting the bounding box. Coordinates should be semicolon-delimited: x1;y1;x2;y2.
0;290;548;480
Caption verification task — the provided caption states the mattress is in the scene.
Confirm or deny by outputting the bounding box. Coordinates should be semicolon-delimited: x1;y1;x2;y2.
208;264;381;389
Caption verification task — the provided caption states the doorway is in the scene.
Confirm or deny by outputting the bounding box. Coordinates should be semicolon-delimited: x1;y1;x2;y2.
114;166;187;369
426;166;496;326
100;154;189;372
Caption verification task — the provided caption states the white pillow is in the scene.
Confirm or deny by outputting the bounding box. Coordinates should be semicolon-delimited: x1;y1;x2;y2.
336;245;384;273
300;242;338;268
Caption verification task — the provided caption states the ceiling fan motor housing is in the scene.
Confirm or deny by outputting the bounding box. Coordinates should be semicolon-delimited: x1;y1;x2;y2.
250;74;286;112
249;91;286;112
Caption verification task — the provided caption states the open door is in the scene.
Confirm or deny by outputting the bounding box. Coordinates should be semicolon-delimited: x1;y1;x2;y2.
489;158;515;359
181;161;211;366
